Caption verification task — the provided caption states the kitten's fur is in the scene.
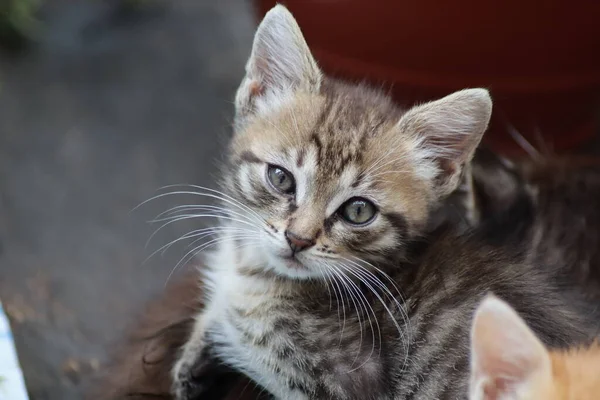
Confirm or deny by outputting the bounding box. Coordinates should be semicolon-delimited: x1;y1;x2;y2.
86;154;600;399
470;295;600;400
169;5;597;400
472;151;600;301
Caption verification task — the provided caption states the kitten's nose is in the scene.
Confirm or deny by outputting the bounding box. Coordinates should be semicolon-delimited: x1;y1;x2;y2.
285;231;315;253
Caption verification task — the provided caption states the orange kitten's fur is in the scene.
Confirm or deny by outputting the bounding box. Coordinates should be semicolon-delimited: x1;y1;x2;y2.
470;295;600;400
549;343;600;399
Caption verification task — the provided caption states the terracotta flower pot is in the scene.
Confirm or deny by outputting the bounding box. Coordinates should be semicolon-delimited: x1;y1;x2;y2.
255;0;600;156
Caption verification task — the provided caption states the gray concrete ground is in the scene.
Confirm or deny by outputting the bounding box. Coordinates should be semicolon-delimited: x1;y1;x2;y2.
0;1;255;398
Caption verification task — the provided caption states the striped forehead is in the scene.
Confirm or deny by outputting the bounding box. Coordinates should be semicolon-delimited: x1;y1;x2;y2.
281;143;375;215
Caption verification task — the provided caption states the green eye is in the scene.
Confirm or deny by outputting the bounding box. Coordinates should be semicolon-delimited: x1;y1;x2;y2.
267;165;295;194
340;198;377;225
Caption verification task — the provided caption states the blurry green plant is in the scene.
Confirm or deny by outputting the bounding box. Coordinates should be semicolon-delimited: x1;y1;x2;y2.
0;0;41;51
0;0;163;51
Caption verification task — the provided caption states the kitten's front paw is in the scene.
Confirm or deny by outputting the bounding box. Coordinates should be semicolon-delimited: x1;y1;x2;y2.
172;360;206;400
172;346;223;400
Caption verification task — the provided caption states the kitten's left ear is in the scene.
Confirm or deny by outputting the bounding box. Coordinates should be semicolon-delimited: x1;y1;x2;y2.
234;5;322;126
399;88;492;197
469;295;551;400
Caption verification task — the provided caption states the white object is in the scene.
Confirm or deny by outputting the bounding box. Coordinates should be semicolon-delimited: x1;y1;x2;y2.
0;302;29;400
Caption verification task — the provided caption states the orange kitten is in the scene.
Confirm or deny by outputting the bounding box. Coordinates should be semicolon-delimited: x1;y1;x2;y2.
469;295;600;400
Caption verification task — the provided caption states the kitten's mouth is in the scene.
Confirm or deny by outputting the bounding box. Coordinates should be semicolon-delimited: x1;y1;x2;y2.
281;255;307;270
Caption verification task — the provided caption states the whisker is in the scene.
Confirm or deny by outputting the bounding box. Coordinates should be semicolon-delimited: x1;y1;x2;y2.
145;226;255;263
135;186;266;225
161;186;262;219
343;257;411;371
150;213;257;228
327;263;366;367
318;264;344;341
325;265;347;347
164;236;261;287
155;204;259;225
184;229;258;250
346;257;410;326
504;121;541;161
145;213;258;249
315;264;333;312
330;263;380;371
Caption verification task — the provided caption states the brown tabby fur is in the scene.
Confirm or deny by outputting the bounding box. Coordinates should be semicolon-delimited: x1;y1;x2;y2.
86;6;600;398
87;154;600;400
472;151;600;302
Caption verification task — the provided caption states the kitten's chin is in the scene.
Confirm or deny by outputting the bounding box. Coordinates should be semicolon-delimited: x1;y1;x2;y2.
266;254;321;280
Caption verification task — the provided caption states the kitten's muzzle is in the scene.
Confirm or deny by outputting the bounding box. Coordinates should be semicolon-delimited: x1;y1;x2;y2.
285;230;315;253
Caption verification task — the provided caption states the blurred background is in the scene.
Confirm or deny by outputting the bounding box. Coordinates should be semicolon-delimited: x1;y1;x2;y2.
0;0;598;399
0;1;255;399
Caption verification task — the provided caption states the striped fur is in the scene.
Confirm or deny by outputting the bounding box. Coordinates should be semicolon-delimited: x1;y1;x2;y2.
170;5;595;400
87;156;600;400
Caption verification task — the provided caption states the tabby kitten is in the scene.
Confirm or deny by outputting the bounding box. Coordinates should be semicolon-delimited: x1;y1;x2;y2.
470;295;600;400
86;155;600;399
170;5;595;400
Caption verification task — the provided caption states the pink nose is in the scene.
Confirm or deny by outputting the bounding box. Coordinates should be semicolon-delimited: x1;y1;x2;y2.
285;231;315;253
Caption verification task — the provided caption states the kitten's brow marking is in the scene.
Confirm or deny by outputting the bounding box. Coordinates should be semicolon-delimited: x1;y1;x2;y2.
240;151;262;164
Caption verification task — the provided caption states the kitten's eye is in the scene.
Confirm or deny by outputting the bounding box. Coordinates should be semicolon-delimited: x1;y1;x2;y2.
267;165;295;194
340;198;377;225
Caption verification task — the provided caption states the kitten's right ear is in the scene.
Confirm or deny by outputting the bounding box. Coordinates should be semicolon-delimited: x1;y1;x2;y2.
234;5;322;127
469;295;551;400
398;89;492;197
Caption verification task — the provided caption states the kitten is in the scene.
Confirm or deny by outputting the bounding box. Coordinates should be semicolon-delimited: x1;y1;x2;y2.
172;3;491;398
470;295;600;400
85;153;600;400
169;5;596;400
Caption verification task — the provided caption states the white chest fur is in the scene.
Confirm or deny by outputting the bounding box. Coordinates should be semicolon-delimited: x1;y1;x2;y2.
200;246;311;400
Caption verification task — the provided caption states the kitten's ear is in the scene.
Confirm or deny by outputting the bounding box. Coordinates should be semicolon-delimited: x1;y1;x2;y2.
399;89;492;197
235;5;322;125
469;295;551;400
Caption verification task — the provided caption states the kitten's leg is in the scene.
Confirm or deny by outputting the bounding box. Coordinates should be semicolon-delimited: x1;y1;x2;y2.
172;315;223;400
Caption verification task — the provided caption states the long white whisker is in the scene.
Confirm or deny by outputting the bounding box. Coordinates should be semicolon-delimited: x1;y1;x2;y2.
347;256;409;318
331;263;380;372
150;213;257;227
184;229;258;250
328;264;356;348
319;264;344;338
315;264;333;312
145;213;259;249
324;264;347;346
135;186;265;225
327;263;366;368
164;237;261;287
340;259;410;372
157;186;263;221
156;204;259;225
145;226;255;263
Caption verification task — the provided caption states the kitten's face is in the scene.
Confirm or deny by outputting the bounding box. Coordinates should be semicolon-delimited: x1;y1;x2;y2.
228;89;427;278
221;6;491;279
